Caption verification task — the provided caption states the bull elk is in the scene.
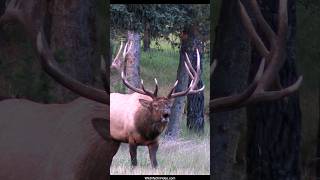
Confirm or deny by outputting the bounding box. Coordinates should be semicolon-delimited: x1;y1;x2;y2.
110;43;204;168
210;0;303;111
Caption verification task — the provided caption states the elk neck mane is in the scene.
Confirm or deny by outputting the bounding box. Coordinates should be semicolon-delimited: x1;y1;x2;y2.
134;99;167;141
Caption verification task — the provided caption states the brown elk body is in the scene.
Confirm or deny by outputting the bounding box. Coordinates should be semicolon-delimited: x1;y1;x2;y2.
110;93;173;167
0;98;117;180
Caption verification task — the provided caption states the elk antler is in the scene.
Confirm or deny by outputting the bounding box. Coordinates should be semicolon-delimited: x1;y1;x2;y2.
121;71;159;98
121;49;205;99
0;0;109;105
210;0;303;112
111;41;133;71
167;49;205;99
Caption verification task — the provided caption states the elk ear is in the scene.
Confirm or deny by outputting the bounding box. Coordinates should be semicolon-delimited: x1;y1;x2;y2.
139;99;151;109
91;118;109;141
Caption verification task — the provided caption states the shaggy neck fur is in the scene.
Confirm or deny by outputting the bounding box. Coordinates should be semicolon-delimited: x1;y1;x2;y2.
134;107;166;141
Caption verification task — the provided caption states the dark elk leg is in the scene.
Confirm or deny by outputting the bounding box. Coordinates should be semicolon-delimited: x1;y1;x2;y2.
129;144;138;166
148;142;159;168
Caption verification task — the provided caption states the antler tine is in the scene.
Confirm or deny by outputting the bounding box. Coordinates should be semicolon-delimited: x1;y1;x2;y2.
121;71;147;95
211;58;265;112
277;0;288;40
154;78;158;97
167;80;179;98
210;60;217;77
168;49;205;99
254;0;290;91
122;41;128;58
192;49;202;89
184;61;194;79
184;52;197;75
114;41;123;61
140;79;155;98
184;49;203;90
111;41;124;70
238;0;269;57
123;41;133;58
249;0;276;43
121;69;157;99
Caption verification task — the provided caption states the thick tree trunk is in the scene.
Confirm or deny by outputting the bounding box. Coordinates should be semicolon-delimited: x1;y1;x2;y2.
210;0;251;179
316;76;320;178
48;0;98;103
143;22;151;52
246;0;302;179
165;29;192;139
124;31;141;94
186;27;205;134
0;0;47;101
0;0;5;18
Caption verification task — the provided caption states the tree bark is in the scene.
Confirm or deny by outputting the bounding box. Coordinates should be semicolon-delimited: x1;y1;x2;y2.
47;0;98;103
165;29;193;139
0;0;47;101
186;26;205;134
210;0;251;179
0;0;5;18
124;31;141;94
316;74;320;178
246;0;302;179
143;22;151;52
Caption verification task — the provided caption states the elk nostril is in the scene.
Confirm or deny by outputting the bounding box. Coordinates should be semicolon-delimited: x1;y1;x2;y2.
163;114;170;119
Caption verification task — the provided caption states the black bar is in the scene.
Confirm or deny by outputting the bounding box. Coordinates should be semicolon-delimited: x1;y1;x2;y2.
111;175;210;180
110;0;210;4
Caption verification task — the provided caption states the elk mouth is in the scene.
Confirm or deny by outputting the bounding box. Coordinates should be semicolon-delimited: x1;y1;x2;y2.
161;114;170;123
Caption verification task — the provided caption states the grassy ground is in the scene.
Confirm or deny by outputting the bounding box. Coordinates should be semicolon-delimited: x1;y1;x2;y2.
110;40;210;175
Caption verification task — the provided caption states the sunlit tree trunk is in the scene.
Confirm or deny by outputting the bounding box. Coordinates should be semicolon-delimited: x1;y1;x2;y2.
143;22;151;52
124;31;141;93
165;29;192;139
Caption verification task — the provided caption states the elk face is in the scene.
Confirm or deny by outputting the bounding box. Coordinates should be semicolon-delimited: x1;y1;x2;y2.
139;97;173;124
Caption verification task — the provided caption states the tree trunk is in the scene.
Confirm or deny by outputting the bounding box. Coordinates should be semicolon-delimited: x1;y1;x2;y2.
0;0;47;101
186;26;205;134
0;0;5;18
124;31;141;93
316;75;320;178
210;0;251;179
48;0;98;103
143;22;151;52
246;0;302;179
165;29;193;139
